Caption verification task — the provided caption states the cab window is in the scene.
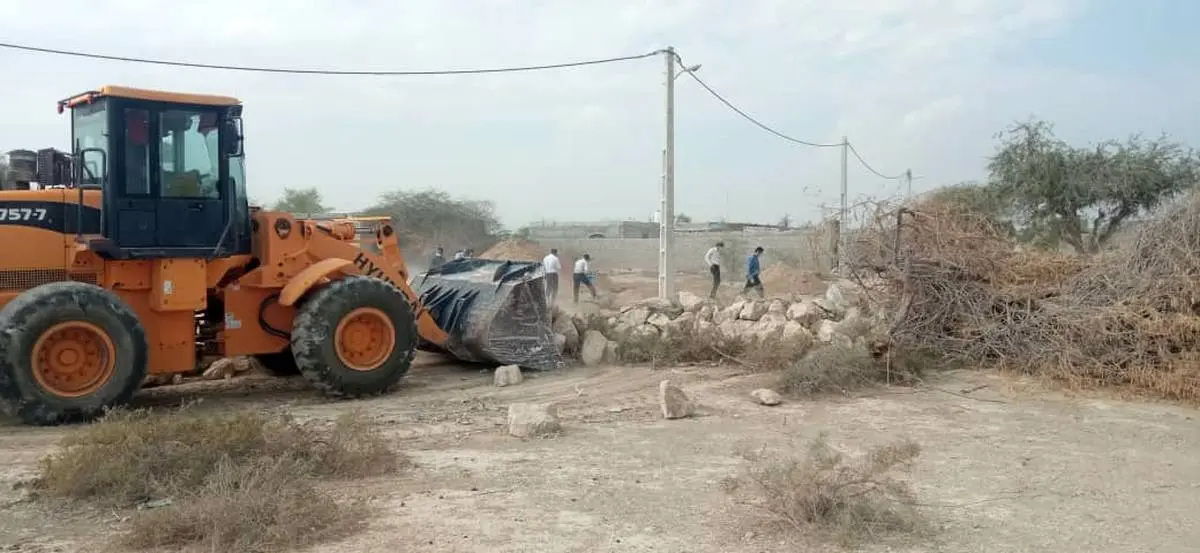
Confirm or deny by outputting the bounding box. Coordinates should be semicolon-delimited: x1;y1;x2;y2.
159;109;221;199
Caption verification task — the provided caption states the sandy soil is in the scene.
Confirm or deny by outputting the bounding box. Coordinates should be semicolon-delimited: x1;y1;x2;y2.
2;354;1199;553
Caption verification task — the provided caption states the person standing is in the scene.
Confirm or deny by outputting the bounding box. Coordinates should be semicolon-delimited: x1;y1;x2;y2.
542;248;562;304
743;246;765;298
704;241;724;299
572;254;598;304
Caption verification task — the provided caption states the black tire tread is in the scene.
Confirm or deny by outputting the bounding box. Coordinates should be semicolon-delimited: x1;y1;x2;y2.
290;276;418;398
0;281;148;425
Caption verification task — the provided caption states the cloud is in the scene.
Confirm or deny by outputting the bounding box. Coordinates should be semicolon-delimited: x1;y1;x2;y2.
0;0;1191;228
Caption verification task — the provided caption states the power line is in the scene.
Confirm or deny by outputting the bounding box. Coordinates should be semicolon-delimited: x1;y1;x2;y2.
846;142;905;180
0;41;663;75
674;56;843;148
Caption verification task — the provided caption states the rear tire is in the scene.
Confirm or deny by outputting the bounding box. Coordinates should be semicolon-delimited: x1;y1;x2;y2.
290;276;418;397
0;282;148;425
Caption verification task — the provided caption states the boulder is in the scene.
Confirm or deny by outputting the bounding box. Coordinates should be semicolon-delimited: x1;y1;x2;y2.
719;301;746;323
781;321;813;344
553;333;567;354
767;300;787;315
494;364;523;387
508;403;562;438
631;324;661;341
646;312;672;329
751;314;787;342
570;313;589;337
816;320;837;343
677;291;705;311
738;301;769;321
622;307;651;328
658;380;695;419
697;305;717;322
786;301;822;326
751;388;783;406
581;330;608;365
553;316;580;353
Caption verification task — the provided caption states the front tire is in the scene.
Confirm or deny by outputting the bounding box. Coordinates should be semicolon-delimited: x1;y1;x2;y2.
290;276;418;397
0;282;148;425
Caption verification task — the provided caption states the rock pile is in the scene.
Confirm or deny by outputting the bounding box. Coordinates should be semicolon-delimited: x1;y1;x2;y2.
550;281;887;365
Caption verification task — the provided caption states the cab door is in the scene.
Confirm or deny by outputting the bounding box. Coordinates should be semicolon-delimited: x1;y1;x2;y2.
154;108;226;249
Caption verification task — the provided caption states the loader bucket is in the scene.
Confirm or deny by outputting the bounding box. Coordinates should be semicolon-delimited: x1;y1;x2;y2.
411;258;564;370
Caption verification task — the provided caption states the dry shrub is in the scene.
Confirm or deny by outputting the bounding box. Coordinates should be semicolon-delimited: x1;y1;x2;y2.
779;343;918;396
36;407;402;551
726;434;928;546
851;191;1200;401
618;323;750;365
123;457;364;552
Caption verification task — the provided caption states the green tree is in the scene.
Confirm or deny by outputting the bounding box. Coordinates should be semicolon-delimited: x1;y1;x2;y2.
363;188;503;250
675;213;693;224
272;187;328;214
988;119;1200;253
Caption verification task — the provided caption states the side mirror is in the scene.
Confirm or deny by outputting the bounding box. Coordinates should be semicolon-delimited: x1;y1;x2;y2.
224;117;244;157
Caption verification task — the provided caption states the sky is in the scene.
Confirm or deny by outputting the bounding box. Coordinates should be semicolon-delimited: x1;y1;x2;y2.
0;0;1197;229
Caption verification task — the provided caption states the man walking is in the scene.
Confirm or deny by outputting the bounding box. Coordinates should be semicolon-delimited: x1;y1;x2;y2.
542;248;562;304
572;254;598;304
743;246;765;298
704;241;724;299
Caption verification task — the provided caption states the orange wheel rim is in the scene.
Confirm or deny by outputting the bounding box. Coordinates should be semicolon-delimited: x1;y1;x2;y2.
31;321;117;398
334;307;396;371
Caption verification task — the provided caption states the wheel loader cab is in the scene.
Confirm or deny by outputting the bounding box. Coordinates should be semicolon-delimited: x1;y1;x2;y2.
62;86;251;259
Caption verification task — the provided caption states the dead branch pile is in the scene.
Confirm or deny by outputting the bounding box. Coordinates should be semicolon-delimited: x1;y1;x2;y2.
850;192;1200;401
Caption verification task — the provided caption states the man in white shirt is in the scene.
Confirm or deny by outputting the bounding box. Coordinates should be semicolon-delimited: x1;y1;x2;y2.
704;241;725;299
542;248;562;304
572;254;598;304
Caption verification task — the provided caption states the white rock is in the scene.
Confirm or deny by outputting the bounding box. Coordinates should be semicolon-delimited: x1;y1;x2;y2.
697;305;717;322
494;364;523;387
786;301;822;326
781;321;813;343
581;330;608;365
751;388;783;406
751;315;787;342
767;300;787;315
646;312;672;328
816;320;837;343
553;316;580;353
722;301;746;321
739;301;768;321
677;291;705;311
631;324;661;341
508;403;561;438
658;380;695;419
622;307;651;327
553;333;567;354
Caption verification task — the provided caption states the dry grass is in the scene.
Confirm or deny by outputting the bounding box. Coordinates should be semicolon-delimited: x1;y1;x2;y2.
849;191;1200;401
35;407;403;552
778;343;919;397
726;434;929;547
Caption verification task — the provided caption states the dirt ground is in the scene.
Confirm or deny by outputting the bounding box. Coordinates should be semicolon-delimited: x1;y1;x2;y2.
2;353;1199;553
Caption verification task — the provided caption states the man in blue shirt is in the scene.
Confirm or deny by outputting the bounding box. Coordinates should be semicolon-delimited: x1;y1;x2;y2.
743;246;765;298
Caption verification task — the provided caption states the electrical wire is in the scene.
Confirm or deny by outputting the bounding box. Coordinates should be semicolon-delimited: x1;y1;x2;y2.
674;56;843;148
673;53;908;180
847;142;905;180
0;41;663;75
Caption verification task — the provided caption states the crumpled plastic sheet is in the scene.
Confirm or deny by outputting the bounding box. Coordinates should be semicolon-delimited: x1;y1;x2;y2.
410;258;564;370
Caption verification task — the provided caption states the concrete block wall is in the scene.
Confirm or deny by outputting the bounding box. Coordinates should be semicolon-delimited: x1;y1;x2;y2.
534;232;837;273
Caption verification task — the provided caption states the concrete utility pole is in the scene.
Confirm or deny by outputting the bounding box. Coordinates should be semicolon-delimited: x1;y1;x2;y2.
904;168;913;201
659;47;677;301
838;136;848;273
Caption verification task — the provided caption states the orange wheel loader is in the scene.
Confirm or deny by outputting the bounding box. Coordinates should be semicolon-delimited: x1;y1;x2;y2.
0;86;561;426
